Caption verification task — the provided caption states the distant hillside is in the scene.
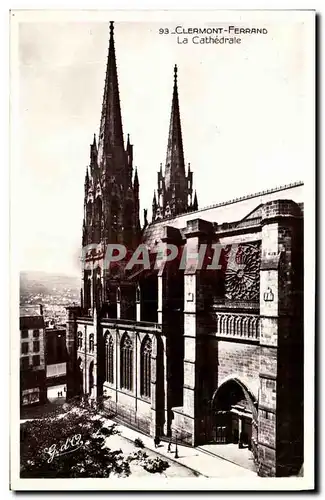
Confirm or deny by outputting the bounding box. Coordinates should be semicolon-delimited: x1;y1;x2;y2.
20;271;81;323
20;271;81;301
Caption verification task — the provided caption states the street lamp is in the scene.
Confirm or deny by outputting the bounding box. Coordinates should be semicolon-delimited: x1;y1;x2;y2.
174;431;179;459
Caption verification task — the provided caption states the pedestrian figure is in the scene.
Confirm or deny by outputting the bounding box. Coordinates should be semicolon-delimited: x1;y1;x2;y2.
57;391;60;398
64;386;67;392
154;436;160;448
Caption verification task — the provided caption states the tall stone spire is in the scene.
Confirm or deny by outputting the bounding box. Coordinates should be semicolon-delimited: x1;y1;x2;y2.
164;65;185;191
98;21;124;165
81;21;142;313
151;65;195;221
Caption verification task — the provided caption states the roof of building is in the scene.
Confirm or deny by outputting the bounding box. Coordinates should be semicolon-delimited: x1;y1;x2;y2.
20;305;45;330
20;305;43;317
143;181;304;251
20;316;45;330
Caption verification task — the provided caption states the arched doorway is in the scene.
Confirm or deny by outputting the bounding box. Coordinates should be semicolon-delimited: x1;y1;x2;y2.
211;378;257;450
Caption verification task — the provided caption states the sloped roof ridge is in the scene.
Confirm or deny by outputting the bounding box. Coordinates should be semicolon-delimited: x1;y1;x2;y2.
150;180;304;225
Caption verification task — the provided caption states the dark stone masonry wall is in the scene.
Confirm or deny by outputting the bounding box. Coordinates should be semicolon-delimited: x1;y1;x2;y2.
66;197;304;478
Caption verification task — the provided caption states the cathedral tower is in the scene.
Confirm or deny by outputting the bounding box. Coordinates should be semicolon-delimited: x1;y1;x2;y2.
152;65;198;221
82;22;141;312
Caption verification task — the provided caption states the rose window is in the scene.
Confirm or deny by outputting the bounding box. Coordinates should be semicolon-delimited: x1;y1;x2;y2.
224;243;261;301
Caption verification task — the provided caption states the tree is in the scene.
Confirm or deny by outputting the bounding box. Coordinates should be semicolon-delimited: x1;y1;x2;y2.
20;398;131;478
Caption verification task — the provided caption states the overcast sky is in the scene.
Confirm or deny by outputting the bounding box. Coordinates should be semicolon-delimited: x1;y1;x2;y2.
15;13;313;276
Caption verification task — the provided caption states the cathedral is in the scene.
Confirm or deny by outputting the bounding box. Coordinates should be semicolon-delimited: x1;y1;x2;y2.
66;22;304;477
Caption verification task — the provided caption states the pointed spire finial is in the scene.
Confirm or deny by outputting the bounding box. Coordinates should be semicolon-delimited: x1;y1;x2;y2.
143;208;148;227
85;166;89;186
164;64;185;191
98;21;124;159
134;166;139;186
193;190;198;211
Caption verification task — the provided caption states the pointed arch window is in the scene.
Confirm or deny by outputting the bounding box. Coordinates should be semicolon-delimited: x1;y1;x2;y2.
89;361;94;393
141;336;152;399
94;197;102;242
120;333;133;391
105;334;114;384
86;201;93;225
89;333;94;353
77;331;83;350
95;274;102;309
111;198;119;236
136;286;141;303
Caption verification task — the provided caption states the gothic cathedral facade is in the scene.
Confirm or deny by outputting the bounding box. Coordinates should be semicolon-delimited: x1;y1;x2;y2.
66;22;304;477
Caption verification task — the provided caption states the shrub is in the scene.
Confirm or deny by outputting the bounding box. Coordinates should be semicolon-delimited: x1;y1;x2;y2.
127;450;148;463
134;437;144;448
142;457;170;474
100;425;118;437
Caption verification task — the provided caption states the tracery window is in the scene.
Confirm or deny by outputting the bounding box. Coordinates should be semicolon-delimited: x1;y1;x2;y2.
105;334;114;384
77;331;83;349
120;333;133;391
223;243;261;302
94;197;102;242
140;336;152;399
89;333;94;353
111;198;119;238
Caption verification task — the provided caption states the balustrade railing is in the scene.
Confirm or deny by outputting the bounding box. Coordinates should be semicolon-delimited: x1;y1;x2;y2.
215;312;259;341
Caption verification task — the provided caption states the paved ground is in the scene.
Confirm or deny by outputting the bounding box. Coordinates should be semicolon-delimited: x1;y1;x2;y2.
102;417;256;479
198;443;257;473
47;384;67;402
20;395;257;478
103;428;199;478
20;397;198;478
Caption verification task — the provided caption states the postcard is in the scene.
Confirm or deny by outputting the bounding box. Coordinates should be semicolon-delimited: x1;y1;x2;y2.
10;9;315;491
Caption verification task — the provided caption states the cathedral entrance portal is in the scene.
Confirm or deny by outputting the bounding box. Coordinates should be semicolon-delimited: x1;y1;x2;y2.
211;379;257;450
